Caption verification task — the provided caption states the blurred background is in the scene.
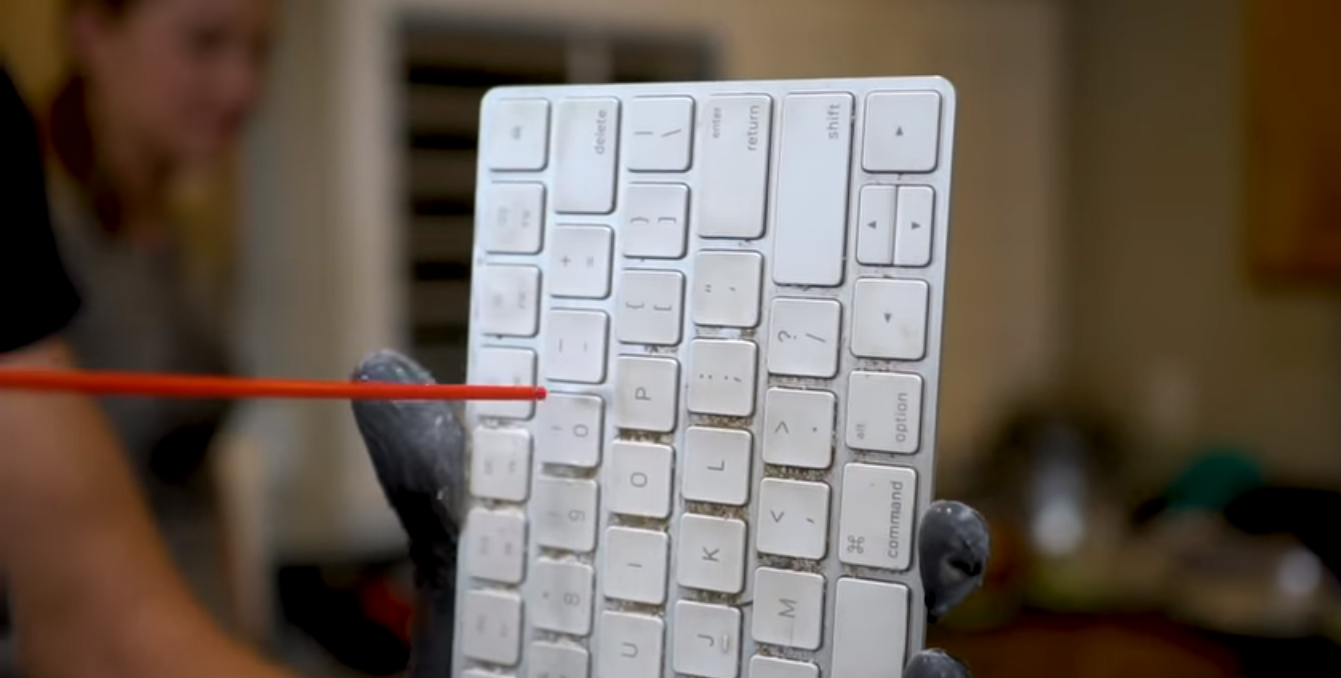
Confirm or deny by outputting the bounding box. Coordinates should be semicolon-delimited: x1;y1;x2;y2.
3;0;1340;676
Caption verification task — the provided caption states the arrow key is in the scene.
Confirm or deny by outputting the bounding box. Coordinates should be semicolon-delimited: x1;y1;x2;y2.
894;185;935;267
856;184;897;265
851;278;929;361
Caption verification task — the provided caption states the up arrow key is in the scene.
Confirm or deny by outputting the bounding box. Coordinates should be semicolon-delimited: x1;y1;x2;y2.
883;311;893;323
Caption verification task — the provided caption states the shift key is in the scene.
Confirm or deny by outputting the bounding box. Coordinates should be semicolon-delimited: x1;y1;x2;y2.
772;92;854;286
837;463;917;571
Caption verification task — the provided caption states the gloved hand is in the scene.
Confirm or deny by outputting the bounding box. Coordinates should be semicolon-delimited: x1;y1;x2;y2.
351;349;990;678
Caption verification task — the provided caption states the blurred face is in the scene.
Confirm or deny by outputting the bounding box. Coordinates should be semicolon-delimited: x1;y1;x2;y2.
71;0;272;165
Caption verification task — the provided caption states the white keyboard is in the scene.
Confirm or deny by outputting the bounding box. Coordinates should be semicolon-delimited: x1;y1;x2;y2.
458;76;956;678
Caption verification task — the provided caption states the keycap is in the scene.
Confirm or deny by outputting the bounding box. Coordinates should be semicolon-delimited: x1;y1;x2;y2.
528;642;589;678
757;478;830;560
548;225;613;298
606;441;674;518
483;182;545;254
603;526;669;605
554;98;619;214
537;393;604;467
682;427;752;506
845;371;922;453
597;612;664;678
462;590;523;665
677;514;747;594
767;298;842;378
894;185;935;267
831;578;910;678
856;184;896;266
837;463;917;570
862;90;941;173
469;427;531;501
477;264;541;337
614;356;680;433
626;96;695;172
473;348;537;420
465;508;527;584
762;388;836;469
851;278;929;360
543;310;609;384
697;94;772;239
772;92;854;286
751;568;825;650
529;559;595;636
485;98;549;171
687;339;758;417
672;601;742;678
692;250;764;328
623;183;690;259
615;270;685;345
750;656;819;678
533;477;599;552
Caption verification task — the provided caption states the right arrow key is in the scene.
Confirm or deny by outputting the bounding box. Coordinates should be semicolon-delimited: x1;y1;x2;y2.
894;185;936;267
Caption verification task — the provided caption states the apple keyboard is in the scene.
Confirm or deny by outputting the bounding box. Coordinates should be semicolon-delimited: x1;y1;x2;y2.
459;76;957;678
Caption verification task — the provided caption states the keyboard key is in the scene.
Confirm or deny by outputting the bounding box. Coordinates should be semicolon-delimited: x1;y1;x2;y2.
469;427;531;501
462;590;522;665
767;298;841;378
757;478;830;560
482;183;545;254
465;508;527;584
537;393;603;467
682;427;752;506
856;184;896;266
752;568;825;650
838;463;917;571
473;348;537;419
549;225;613;298
528;642;589;678
697;95;772;239
533;477;599;552
529;559;595;636
622;183;690;259
485;98;550;171
672;601;741;678
831;578;910;678
677;514;747;594
607;441;674;519
762;388;836;469
597;612;664;678
615;270;685;345
477;264;541;337
845;371;922;453
894;185;935;267
554;97;619;214
862;90;942;173
614;357;680;433
687;339;758;417
543;310;609;384
692;250;764;328
772;92;854;286
851;278;929;360
626;96;694;172
750;656;818;678
603;526;669;605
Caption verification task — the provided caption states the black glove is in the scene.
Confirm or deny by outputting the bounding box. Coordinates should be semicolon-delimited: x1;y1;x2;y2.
351;349;990;678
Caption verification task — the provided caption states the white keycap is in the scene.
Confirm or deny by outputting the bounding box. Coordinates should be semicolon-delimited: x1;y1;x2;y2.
465;508;527;584
772;93;853;286
529;559;595;636
767;298;841;378
750;656;819;678
464;670;496;678
687;339;757;417
473;348;537;419
762;388;836;469
533;477;599;552
862;90;941;173
682;427;752;506
855;184;896;266
672;601;741;678
462;590;523;666
537;393;603;467
623;183;690;259
757;478;830;560
626;96;694;172
677;514;747;594
554;98;619;214
831;578;910;678
851;278;929;360
485;98;549;171
752;568;825;650
606;441;674;518
528;642;589;678
615;270;685;345
549;225;613;298
692;250;764;328
603;526;669;605
845;371;922;453
543;310;609;384
477;265;541;337
614;356;680;433
483;182;546;254
838;463;917;571
894;185;935;267
470;427;531;501
597;612;664;678
697;95;772;239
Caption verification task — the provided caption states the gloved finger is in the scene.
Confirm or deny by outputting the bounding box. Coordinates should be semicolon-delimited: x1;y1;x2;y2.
350;348;466;678
918;500;990;622
906;648;975;678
